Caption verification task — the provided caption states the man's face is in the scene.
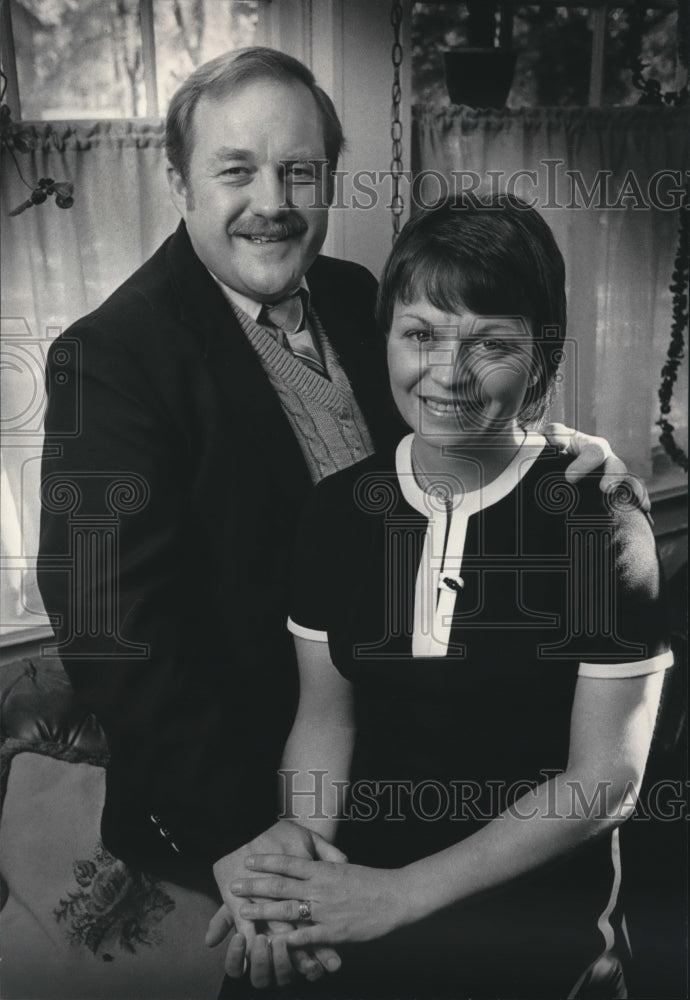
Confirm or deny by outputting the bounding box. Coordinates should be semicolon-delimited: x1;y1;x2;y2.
169;77;330;303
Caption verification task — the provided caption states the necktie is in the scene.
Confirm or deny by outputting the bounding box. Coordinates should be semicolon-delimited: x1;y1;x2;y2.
260;291;328;379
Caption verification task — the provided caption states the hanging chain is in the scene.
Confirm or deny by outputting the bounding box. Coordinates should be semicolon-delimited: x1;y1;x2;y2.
390;0;404;243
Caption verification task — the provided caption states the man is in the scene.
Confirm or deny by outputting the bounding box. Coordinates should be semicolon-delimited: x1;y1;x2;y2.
37;47;640;991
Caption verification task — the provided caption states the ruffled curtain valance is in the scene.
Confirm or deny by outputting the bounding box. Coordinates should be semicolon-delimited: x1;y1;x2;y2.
16;120;167;152
416;104;689;131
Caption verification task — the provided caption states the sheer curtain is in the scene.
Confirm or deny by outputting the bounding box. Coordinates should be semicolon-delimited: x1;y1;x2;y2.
1;122;177;638
413;105;689;481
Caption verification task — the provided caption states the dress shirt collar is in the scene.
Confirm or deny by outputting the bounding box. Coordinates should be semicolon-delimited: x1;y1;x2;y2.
209;270;310;321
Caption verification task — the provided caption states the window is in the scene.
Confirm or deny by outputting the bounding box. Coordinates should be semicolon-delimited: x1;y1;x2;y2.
3;0;267;120
412;2;681;107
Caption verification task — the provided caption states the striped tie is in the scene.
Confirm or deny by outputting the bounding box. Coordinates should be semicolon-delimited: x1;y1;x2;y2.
260;291;328;379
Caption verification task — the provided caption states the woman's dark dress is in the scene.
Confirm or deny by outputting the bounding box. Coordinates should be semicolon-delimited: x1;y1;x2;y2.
283;435;671;999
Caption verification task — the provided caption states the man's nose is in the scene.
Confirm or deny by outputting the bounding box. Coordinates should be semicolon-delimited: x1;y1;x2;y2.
250;167;289;217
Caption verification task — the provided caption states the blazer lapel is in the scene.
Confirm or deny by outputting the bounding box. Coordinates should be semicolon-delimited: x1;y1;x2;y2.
166;222;312;506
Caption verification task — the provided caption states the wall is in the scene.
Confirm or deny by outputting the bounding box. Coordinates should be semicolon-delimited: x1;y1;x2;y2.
267;0;412;278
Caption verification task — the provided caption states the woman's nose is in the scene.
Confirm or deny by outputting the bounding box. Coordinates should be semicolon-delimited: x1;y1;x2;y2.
427;340;469;388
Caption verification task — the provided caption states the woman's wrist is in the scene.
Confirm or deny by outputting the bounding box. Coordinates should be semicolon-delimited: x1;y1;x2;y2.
396;861;448;927
285;816;339;845
388;864;433;929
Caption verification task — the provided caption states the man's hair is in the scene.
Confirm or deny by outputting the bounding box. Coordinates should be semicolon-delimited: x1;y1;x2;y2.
376;194;567;424
165;46;344;192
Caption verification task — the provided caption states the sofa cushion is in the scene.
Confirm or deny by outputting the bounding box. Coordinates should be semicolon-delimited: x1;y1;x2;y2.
1;656;107;754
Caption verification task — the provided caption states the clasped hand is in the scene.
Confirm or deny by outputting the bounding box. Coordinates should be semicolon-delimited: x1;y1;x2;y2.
230;853;408;949
208;820;346;988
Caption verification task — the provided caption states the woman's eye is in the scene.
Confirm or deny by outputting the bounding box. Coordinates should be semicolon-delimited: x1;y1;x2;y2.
480;338;506;351
408;329;433;343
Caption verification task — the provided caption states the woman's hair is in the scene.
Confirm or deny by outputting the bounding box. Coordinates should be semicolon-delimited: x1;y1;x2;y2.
376;194;567;425
165;47;344;198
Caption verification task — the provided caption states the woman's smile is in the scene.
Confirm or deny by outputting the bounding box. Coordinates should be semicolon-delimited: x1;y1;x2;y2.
418;394;459;417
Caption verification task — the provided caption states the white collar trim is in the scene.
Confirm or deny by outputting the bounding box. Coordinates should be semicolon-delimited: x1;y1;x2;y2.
396;431;546;520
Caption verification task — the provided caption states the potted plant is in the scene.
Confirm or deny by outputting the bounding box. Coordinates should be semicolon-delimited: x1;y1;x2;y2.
443;2;517;108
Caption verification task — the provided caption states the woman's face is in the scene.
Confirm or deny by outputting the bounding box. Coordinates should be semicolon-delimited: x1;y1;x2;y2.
387;296;535;446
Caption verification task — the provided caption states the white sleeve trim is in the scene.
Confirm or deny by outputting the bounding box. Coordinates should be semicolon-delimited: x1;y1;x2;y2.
287;617;329;642
578;650;674;679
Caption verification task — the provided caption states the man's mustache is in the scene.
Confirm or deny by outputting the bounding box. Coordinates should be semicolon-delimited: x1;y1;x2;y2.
228;216;308;239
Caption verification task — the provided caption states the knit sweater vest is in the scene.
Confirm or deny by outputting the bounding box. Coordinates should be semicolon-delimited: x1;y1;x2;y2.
232;304;375;483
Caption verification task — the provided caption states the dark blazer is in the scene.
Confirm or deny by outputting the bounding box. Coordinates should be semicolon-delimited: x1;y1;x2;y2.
37;221;402;882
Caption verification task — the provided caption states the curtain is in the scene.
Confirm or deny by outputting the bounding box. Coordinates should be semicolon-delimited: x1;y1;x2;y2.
413;105;689;481
1;121;177;638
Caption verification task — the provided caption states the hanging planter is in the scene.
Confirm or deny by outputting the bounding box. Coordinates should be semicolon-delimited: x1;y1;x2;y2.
443;3;517;109
443;48;517;108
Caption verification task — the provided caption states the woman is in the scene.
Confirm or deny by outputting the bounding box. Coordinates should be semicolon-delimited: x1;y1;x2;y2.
226;196;672;998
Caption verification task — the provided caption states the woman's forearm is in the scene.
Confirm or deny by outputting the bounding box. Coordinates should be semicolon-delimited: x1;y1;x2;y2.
399;669;663;925
401;768;636;924
231;768;641;948
280;711;355;843
279;636;356;842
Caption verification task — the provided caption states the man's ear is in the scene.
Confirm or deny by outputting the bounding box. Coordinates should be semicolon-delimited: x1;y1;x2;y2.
168;166;190;217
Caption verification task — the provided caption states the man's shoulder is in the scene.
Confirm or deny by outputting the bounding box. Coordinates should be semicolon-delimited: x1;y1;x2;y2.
56;224;213;361
308;253;378;295
74;234;176;334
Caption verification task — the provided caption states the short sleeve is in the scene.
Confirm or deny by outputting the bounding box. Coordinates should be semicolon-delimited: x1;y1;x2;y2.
287;479;337;643
574;488;672;679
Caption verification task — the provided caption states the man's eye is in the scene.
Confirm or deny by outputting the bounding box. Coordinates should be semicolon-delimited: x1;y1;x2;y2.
287;164;316;182
221;166;250;177
480;338;506;351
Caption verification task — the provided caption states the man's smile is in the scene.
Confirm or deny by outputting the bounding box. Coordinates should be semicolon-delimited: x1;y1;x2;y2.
235;234;296;245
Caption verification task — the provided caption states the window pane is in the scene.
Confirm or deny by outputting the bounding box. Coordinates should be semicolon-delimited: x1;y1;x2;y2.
12;0;263;120
13;0;146;119
153;1;261;112
1;318;52;639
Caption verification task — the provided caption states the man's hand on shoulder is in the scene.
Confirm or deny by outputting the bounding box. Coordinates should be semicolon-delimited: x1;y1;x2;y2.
209;820;345;988
543;423;651;514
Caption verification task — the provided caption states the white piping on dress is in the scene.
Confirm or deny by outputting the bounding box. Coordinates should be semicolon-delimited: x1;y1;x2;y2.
565;828;623;999
396;433;546;659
